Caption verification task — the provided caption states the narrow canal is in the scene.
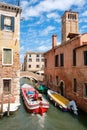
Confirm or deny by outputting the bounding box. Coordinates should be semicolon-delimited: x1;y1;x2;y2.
0;78;87;130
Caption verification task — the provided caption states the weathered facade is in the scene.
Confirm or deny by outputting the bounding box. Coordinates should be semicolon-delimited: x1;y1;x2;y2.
0;2;21;104
24;52;44;73
44;10;87;112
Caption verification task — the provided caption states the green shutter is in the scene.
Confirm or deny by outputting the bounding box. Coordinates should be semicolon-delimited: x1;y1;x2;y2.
1;15;4;30
11;17;14;32
3;49;12;64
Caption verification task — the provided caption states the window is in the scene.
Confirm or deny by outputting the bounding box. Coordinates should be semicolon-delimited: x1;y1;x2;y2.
42;65;44;69
49;75;52;84
36;54;39;57
55;55;59;67
45;59;47;67
68;14;76;20
29;54;31;57
84;83;87;98
29;65;31;68
29;58;32;62
36;65;39;68
73;78;77;93
3;79;11;94
60;53;64;66
55;76;58;86
41;54;44;57
2;48;13;65
44;75;47;81
36;58;40;62
84;50;87;65
73;49;76;66
0;15;14;31
41;58;44;62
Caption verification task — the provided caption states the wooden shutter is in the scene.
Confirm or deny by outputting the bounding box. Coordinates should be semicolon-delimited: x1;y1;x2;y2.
3;48;12;64
1;15;4;30
11;17;14;32
84;51;87;65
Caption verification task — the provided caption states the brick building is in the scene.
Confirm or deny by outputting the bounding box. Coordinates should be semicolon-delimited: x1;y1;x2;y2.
44;10;87;112
0;3;21;106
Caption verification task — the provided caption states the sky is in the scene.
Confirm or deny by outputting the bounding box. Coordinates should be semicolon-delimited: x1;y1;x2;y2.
1;0;87;63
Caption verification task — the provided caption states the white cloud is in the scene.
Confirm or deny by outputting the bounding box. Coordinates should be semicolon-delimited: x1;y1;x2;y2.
20;54;24;62
20;46;24;51
21;1;29;10
36;45;51;52
47;12;59;19
41;26;55;35
81;10;87;16
82;25;87;29
57;42;61;46
47;12;61;23
79;18;87;23
21;0;86;19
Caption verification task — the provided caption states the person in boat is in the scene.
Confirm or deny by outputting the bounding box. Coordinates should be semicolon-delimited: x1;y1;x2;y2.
38;93;42;101
27;90;34;99
34;90;38;100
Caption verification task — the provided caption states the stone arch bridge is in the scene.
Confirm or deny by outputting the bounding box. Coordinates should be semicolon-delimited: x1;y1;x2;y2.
20;71;43;81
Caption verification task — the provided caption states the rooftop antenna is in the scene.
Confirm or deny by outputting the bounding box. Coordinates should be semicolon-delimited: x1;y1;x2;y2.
18;0;20;6
69;9;72;12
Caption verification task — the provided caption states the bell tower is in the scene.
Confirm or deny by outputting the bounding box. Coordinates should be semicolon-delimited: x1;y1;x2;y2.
61;10;78;43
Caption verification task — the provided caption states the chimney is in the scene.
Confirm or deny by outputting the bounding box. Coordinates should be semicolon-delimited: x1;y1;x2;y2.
52;34;57;48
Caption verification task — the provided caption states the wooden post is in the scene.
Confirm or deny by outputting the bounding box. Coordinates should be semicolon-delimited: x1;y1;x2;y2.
0;93;3;119
7;94;10;117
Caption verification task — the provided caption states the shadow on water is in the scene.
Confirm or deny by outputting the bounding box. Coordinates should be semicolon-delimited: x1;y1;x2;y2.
77;110;87;128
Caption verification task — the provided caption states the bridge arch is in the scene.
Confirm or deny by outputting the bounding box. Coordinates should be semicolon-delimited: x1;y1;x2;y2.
20;71;43;82
20;76;38;82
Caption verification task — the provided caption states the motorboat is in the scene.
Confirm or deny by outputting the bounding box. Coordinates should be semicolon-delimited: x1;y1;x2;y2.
47;89;78;115
0;102;20;116
35;83;48;94
21;84;49;115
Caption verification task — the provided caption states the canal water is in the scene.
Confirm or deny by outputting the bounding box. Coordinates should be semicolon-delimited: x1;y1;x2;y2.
0;78;87;130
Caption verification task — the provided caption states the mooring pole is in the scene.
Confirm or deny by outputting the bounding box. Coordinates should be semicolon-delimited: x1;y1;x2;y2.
0;93;3;118
7;94;10;117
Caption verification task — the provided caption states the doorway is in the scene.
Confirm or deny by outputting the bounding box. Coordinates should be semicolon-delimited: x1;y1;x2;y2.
59;80;65;96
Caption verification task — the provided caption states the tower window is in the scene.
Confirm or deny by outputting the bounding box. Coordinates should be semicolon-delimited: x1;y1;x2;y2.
68;14;76;20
